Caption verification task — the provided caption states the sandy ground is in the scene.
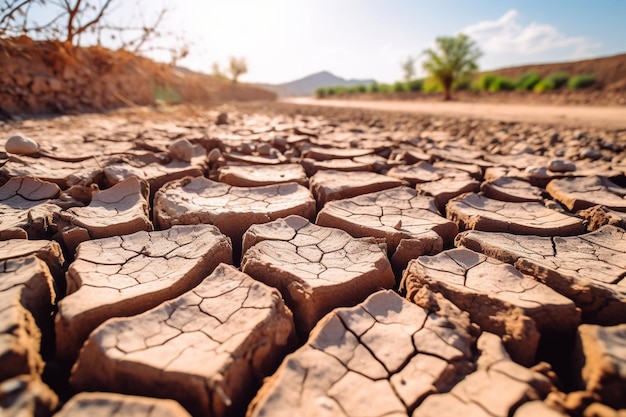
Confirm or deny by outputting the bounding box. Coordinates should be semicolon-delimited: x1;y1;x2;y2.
284;97;626;130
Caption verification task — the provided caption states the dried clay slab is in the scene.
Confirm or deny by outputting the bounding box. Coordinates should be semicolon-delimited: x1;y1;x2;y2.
0;376;58;417
417;175;480;211
60;177;153;251
386;161;467;187
546;176;626;212
480;177;544;203
456;225;626;324
54;392;191;417
0;256;55;381
301;146;374;161
217;163;308;187
247;290;476;417
1;155;105;188
413;332;554;417
241;215;395;334
401;248;579;365
316;187;458;270
0;176;60;239
572;323;626;409
154;177;315;254
55;225;232;362
71;264;294;417
0;239;64;284
309;170;405;210
301;157;372;176
447;193;585;236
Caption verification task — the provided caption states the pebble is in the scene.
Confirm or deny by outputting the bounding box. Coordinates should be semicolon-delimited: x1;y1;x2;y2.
5;134;39;155
168;138;194;162
548;159;576;173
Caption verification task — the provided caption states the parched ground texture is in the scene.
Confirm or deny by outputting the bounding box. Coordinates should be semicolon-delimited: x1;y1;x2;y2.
1;101;625;417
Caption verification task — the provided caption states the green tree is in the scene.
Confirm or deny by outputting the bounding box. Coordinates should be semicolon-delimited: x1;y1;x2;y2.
400;55;416;83
422;33;482;100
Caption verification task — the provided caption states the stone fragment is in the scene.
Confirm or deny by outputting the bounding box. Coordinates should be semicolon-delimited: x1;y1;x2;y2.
247;290;475;417
447;193;585;236
455;226;626;324
579;205;626;231
0;176;60;239
416;176;480;211
573;324;626;409
60;177;152;250
513;401;568;417
0;256;55;381
5;134;39;155
546;176;626;212
56;225;232;362
154;177;315;255
222;151;285;165
480;177;544;203
413;332;553;417
208;148;222;164
0;376;58;417
71;264;295;417
401;248;580;365
316;187;458;271
241;216;395;333
309;170;405;209
217;163;308;187
54;392;191;417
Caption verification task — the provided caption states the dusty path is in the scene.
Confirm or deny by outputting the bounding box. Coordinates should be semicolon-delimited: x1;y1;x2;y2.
284;97;626;130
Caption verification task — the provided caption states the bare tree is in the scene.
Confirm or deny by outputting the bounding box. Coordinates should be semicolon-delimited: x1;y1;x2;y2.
400;55;416;83
227;56;247;83
0;0;189;65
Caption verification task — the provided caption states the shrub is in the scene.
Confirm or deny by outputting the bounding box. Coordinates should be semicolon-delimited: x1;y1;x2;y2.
315;87;327;98
369;82;380;93
392;81;407;92
568;74;597;90
378;84;393;93
422;77;442;93
453;77;471;91
406;78;424;92
515;72;541;91
355;84;368;93
533;79;555;93
473;73;497;91
488;76;515;92
545;72;569;89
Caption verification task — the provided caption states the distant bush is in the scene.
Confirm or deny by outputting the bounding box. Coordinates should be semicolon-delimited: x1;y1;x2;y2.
378;83;393;93
355;84;368;93
473;73;497;91
422;77;442;93
369;82;380;93
392;81;407;92
315;87;327;98
533;79;555;93
406;79;424;92
545;72;569;89
515;72;541;91
568;73;597;90
488;76;515;92
453;77;471;91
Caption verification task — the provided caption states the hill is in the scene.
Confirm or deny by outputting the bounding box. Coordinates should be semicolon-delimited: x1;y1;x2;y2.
482;53;626;91
0;36;275;116
258;71;375;97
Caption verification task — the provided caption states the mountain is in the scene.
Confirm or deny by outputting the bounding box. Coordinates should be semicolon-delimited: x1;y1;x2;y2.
257;71;375;97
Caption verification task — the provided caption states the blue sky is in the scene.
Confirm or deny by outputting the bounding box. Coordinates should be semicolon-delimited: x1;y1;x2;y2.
28;0;626;84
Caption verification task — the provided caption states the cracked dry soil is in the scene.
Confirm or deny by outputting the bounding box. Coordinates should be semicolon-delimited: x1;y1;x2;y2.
0;101;625;417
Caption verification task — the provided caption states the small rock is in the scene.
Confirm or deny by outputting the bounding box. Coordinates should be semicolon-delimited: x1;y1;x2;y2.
207;148;222;163
216;112;228;125
5;134;39;155
524;165;550;177
257;143;273;156
580;147;602;160
548;159;576;173
168;139;194;162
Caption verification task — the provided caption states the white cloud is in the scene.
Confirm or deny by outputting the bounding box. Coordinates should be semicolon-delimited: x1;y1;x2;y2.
461;9;601;57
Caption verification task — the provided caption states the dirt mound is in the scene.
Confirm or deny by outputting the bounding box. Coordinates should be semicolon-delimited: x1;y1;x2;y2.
0;36;275;115
484;53;626;91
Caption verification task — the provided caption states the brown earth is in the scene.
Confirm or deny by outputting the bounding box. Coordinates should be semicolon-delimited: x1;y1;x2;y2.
0;37;275;116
